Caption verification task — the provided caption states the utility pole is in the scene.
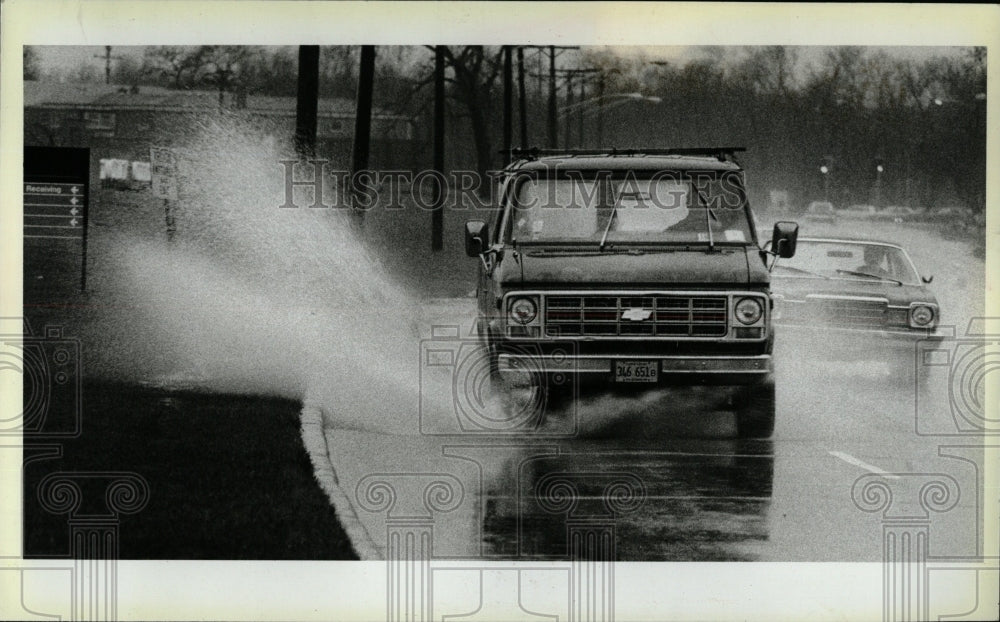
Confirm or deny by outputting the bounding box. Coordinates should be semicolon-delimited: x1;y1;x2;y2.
578;80;585;150
517;47;528;147
502;46;512;164
563;73;573;150
548;45;557;148
548;67;599;149
597;73;605;148
294;45;320;159
520;46;578;148
432;46;445;251
351;45;376;226
93;46;124;84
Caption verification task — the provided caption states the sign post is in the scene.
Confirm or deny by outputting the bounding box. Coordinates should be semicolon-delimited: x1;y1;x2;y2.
150;146;179;240
24;147;91;292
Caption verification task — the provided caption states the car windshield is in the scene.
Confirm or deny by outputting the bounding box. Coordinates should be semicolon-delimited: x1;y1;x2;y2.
773;241;920;283
508;174;753;246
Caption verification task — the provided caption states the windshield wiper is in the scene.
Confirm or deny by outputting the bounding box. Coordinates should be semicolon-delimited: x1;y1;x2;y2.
835;269;903;285
775;265;828;279
599;203;618;251
695;187;718;252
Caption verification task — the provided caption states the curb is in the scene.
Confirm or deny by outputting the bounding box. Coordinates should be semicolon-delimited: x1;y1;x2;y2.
299;403;382;560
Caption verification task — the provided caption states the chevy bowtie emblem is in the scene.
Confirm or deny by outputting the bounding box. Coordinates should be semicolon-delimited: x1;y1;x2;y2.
622;308;653;321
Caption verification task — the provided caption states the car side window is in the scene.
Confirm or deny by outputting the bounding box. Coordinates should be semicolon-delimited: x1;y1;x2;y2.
886;251;907;281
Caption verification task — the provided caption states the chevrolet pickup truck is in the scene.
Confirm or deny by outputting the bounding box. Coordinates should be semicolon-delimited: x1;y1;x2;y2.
465;148;798;438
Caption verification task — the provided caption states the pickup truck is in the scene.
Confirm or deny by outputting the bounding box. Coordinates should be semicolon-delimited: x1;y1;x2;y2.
465;148;798;438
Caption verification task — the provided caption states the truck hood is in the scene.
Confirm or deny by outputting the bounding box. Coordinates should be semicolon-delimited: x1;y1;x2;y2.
495;246;769;288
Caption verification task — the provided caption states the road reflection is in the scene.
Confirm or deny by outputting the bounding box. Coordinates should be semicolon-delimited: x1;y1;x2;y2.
479;438;774;561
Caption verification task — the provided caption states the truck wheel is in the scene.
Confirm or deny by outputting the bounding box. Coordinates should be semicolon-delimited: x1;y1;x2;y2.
487;342;549;431
734;380;776;439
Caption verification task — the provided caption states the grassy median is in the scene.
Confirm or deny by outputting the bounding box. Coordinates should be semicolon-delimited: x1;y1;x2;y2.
23;381;357;559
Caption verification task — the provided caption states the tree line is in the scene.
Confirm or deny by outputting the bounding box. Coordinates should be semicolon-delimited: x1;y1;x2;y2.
26;45;986;212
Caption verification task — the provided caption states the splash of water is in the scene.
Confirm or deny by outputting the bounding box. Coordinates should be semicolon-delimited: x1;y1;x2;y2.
79;116;452;434
82;116;715;437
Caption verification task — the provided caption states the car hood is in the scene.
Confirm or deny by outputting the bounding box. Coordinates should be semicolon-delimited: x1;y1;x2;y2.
495;246;769;288
770;274;937;306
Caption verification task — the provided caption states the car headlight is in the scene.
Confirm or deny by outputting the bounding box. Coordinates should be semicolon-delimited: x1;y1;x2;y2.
509;297;537;325
734;297;763;325
909;304;935;327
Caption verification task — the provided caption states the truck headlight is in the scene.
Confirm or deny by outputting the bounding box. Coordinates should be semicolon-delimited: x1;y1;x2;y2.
734;297;763;325
909;304;935;327
509;297;538;325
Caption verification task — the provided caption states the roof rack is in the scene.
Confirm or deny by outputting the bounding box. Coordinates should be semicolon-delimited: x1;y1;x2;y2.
503;147;746;162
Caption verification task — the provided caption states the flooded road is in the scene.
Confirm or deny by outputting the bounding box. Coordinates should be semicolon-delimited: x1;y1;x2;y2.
319;295;983;562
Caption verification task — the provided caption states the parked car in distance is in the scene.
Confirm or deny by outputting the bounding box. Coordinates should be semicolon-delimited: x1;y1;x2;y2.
876;205;913;223
805;200;836;223
837;204;878;218
926;205;958;219
768;237;942;379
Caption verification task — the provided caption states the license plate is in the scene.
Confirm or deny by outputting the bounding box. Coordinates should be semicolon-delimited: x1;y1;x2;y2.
614;360;658;383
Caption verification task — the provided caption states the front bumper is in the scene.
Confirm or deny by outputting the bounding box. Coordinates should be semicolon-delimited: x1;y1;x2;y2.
774;322;945;362
776;322;945;344
497;353;772;385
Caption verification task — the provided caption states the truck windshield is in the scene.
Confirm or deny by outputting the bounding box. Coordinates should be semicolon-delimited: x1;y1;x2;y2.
509;175;753;245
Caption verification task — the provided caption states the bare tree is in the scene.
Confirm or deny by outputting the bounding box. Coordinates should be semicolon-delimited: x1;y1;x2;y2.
111;55;147;87
143;46;201;88
732;46;798;96
415;45;505;189
190;46;256;107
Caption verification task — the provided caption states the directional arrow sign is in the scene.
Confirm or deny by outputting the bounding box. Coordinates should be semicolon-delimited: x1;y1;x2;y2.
24;146;91;291
24;180;87;240
25;214;86;231
25;182;87;196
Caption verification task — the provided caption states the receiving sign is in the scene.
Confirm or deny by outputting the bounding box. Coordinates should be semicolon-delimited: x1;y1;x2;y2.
24;146;91;291
23;182;87;239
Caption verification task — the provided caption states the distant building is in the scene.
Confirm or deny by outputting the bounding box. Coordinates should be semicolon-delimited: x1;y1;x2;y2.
24;81;421;170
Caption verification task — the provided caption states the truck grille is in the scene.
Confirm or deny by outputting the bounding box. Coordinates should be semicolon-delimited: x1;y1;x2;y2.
544;295;728;337
806;296;887;329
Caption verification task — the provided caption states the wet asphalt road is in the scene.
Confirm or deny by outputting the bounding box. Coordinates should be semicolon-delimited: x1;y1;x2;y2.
323;299;981;562
323;223;984;561
471;343;981;561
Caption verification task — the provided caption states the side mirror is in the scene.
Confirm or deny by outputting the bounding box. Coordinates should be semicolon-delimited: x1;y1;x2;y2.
465;220;489;257
771;221;799;258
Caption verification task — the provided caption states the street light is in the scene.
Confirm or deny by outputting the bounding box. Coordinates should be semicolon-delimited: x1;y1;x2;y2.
558;92;661;147
874;158;884;207
558;92;661;114
819;156;833;201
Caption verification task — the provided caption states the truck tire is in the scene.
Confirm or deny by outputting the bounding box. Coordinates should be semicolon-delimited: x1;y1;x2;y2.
487;341;549;431
734;380;776;439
